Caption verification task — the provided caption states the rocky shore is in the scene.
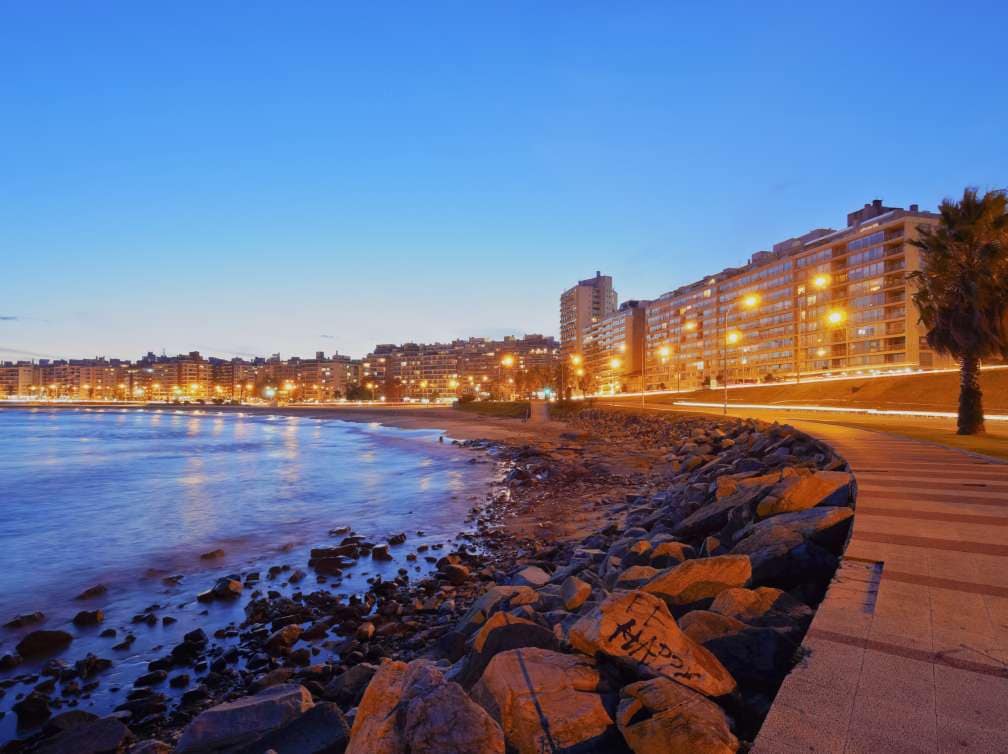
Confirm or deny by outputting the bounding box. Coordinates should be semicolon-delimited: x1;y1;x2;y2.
1;408;855;753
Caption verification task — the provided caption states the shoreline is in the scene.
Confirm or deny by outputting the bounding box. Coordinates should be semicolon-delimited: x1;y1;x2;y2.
0;409;519;747
2;407;856;753
0;401;569;444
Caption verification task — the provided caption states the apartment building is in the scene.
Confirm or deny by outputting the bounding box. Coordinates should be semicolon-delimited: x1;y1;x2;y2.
582;300;648;393
362;335;559;400
0;364;34;396
643;200;954;390
560;272;617;359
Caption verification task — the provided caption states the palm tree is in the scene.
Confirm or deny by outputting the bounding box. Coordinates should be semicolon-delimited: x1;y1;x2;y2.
909;188;1008;434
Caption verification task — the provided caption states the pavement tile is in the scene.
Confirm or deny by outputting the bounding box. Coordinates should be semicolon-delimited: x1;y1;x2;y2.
933;663;1008;730
936;714;1008;752
855;649;935;710
847;694;937;753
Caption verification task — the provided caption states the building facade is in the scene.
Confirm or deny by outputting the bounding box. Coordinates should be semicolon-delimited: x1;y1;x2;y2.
362;335;560;400
583;300;648;393
643;200;955;390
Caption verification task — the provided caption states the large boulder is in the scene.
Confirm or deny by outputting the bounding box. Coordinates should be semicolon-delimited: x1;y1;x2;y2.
511;566;550;588
234;702;349;754
756;471;854;518
471;648;620;754
731;509;851;587
35;717;134;754
346;659;503;754
748;507;853;552
709;587;813;640
16;629;73;657
673;496;750;541
265;624;302;656
568;591;736;698
13;692;52;727
174;684;314;753
561;576;592;611
617;677;739;754
456;612;557;689
679;611;796;690
455;585;537;636
322;663;378;707
649;541;694;569
641;556;751;612
614;565;660;590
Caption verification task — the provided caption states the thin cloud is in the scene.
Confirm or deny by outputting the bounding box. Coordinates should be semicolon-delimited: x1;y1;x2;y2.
320;334;335;339
0;345;57;358
0;316;19;321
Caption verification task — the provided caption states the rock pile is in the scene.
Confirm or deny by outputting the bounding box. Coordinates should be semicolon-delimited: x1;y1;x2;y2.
336;411;854;752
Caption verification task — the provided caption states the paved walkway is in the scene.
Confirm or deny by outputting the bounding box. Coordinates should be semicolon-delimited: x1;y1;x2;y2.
753;421;1008;753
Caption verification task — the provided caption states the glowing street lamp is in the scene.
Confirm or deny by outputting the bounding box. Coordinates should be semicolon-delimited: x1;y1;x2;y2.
721;293;759;414
561;353;583;400
796;274;834;384
827;309;846;325
609;357;622;395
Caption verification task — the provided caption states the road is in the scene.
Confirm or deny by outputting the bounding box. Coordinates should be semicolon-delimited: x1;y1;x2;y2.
591;395;1008;460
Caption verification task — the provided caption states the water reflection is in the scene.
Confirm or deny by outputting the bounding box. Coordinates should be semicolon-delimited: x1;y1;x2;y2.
0;408;487;624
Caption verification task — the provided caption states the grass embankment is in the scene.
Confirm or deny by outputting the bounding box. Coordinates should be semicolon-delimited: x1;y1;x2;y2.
453;400;530;418
682;368;1008;413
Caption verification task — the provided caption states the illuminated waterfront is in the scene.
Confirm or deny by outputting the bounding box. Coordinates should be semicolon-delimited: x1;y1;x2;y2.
0;407;486;626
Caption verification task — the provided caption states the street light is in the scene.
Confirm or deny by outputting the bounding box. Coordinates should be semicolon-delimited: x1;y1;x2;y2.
499;356;515;400
796;273;831;384
562;353;582;401
609;357;622;395
722;293;760;415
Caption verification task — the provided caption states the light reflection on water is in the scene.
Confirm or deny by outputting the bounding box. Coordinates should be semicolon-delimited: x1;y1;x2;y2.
0;408;488;624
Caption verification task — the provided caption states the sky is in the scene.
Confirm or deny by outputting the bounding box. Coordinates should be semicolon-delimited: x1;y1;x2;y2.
2;2;1006;362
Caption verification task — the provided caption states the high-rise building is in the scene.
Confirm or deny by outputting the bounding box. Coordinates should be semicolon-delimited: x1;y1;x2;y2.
583;300;649;394
643;200;956;391
560;272;617;360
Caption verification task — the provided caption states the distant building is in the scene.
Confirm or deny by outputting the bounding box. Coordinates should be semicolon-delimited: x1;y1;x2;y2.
560;272;617;360
0;364;33;396
361;334;559;400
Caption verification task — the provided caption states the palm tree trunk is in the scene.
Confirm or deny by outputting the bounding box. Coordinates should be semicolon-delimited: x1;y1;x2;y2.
957;354;985;435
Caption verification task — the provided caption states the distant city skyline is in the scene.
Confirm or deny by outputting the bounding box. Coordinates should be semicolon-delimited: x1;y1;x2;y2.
3;3;1007;360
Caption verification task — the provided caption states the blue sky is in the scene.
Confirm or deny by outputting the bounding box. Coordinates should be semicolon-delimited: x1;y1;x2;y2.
2;2;1006;361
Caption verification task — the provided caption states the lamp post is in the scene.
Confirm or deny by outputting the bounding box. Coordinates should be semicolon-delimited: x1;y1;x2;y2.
499;355;515;400
609;357;622;395
823;309;847;370
562;353;582;401
721;294;760;415
796;274;831;384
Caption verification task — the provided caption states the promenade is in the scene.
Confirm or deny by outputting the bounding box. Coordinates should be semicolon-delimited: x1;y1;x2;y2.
753;421;1008;753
